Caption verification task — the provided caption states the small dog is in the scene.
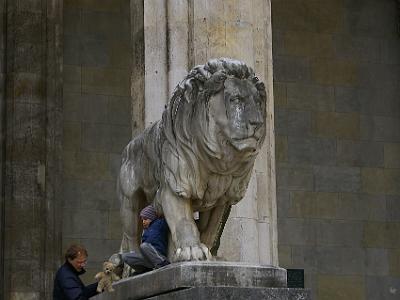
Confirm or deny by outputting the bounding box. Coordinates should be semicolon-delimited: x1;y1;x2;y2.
95;261;120;293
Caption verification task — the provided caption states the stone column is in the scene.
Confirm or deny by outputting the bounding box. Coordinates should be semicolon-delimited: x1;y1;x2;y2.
143;0;278;266
2;1;63;299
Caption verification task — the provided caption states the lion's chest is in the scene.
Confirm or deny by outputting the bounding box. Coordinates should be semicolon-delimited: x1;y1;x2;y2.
193;174;233;209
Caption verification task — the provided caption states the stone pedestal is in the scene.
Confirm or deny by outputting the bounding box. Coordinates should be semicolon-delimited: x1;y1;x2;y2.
93;262;310;300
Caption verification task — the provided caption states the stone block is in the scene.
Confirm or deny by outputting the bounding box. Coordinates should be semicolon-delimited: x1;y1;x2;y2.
365;275;400;300
109;153;122;179
291;246;318;273
311;58;358;86
288;137;336;166
344;0;398;37
275;108;288;136
317;275;365;300
366;248;389;276
358;63;399;89
277;164;314;191
80;94;109;122
65;0;124;13
286;83;335;112
278;245;292;268
361;115;400;142
272;0;344;33
314;166;360;193
313;112;360;139
316;220;363;247
275;135;288;162
278;218;317;246
92;262;306;300
381;38;400;64
276;190;290;218
357;87;400;117
107;96;132;126
80;38;110;67
75;180;117;210
63;93;82;122
384;143;400;168
336;113;360;140
337;140;384;167
82;123;112;152
108;209;123;240
316;246;365;275
62;150;112;180
63;35;81;65
387;196;400;221
366;194;387;221
336;193;371;221
81;238;120;264
283;31;334;58
385;223;400;248
288;191;337;219
273;56;310;83
363;222;386;248
361;168;386;195
287;111;312;137
64;9;80;36
334;87;361;113
82;67;130;96
273;82;287;108
109;125;131;154
385;169;400;195
388;249;400;276
63;65;81;93
63;122;81;151
81;11;130;40
334;35;380;63
62;209;108;239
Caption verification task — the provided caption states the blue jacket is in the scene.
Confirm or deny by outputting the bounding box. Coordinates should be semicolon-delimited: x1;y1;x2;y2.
53;261;98;300
141;218;169;256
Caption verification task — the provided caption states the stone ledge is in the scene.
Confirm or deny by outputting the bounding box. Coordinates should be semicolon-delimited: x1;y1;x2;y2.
94;261;294;300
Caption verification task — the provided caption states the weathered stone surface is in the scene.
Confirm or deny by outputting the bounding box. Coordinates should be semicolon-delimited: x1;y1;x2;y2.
146;287;310;300
93;262;309;300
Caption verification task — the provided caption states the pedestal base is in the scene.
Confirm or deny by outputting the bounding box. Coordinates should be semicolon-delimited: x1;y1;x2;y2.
93;261;311;300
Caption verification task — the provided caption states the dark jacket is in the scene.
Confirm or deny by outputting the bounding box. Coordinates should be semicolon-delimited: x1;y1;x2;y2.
141;218;169;256
53;261;98;300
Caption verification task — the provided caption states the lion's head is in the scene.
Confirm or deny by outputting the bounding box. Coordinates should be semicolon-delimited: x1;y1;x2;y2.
164;58;266;155
161;58;267;199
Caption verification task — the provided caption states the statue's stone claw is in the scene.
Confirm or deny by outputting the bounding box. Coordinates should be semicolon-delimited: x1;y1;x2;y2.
173;244;212;262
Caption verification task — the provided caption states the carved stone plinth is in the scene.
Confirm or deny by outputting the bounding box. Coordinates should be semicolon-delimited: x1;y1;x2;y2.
93;262;311;300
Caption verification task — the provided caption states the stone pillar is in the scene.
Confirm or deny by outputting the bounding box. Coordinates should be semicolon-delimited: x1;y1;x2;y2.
2;1;63;299
143;0;278;266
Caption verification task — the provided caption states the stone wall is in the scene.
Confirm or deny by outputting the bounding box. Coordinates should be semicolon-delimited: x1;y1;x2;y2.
272;0;400;299
62;0;133;283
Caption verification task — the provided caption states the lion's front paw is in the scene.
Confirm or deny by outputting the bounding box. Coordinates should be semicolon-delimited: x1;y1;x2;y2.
174;243;212;262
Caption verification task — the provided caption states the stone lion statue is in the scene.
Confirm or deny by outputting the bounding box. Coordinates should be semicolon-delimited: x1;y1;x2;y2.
118;58;267;264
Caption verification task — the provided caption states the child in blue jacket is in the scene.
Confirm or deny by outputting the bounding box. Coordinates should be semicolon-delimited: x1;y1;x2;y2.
110;205;170;274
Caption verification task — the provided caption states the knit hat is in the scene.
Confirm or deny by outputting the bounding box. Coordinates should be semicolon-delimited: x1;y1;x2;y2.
140;205;157;221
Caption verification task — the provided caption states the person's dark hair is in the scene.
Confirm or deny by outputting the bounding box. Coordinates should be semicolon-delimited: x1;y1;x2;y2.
65;244;88;261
